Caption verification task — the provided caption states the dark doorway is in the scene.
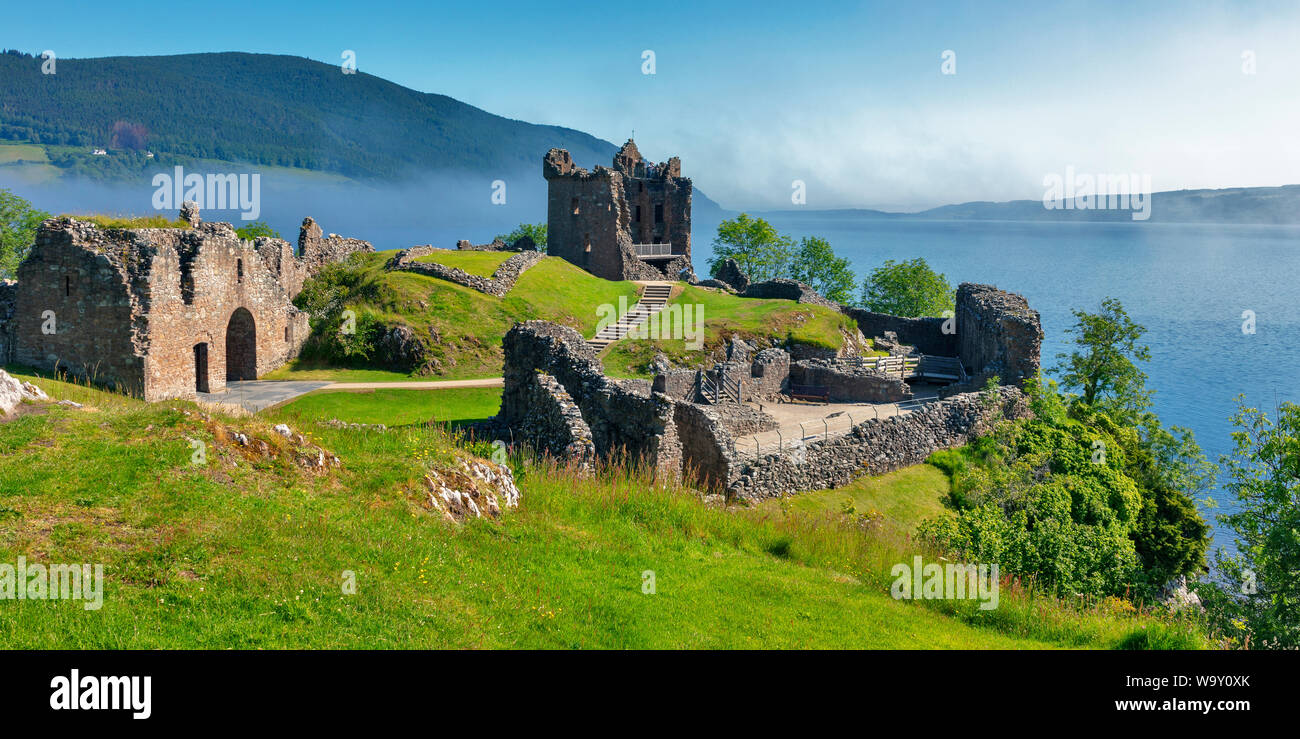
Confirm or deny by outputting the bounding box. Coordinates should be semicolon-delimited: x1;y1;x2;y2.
225;308;257;381
194;343;210;393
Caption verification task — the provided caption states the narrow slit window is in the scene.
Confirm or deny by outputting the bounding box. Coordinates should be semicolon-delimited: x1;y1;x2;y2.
65;276;71;297
236;258;244;283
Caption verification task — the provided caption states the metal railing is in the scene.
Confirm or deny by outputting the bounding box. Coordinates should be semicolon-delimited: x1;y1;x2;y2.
633;243;673;257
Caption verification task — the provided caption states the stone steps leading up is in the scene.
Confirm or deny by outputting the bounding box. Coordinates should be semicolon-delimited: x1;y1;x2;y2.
587;283;673;351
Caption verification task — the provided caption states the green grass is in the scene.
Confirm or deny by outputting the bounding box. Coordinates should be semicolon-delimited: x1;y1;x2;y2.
261;363;462;383
288;252;640;381
0;369;1211;649
267;387;502;427
0;143;49;164
758;464;951;538
412;249;513;277
58;214;192;230
603;284;869;378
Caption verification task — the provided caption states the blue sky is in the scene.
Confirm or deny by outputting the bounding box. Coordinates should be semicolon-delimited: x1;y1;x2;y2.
6;0;1299;210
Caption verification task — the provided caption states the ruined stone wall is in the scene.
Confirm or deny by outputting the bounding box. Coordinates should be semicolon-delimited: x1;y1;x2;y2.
498;320;680;479
254;237;308;298
297;217;374;276
386;248;544;297
513;372;596;464
652;367;700;402
749;348;790;399
11;218;308;400
0;280;16;364
842;307;957;356
544;141;693;281
741;279;839;308
954;282;1043;387
673;402;736;491
729;387;1030;500
789;359;912;403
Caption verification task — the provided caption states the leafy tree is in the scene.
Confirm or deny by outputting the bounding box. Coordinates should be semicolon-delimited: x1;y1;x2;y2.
860;257;953;317
790;236;856;304
1202;400;1300;649
1052;298;1151;420
235;221;282;241
707;213;793;283
920;376;1210;600
495;222;547;252
0;188;49;278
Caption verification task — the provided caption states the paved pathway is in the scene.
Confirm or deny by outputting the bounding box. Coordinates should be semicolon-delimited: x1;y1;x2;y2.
196;377;503;413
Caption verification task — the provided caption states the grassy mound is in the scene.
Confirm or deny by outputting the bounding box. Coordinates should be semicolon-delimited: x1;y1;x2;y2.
411;249;513;277
602;284;869;378
0;368;1210;649
271;251;641;381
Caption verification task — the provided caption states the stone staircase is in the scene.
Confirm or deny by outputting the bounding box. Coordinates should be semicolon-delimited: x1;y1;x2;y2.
587;282;672;352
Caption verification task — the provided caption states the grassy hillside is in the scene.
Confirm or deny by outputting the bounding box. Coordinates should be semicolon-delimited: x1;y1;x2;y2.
270;251;641;380
602;284;869;378
0;369;1208;649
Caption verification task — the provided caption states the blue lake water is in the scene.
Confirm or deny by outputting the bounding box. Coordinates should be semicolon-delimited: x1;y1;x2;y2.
693;215;1300;552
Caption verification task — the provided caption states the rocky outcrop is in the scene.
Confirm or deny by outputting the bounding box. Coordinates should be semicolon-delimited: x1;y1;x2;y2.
714;258;750;292
421;459;521;523
386;247;544;297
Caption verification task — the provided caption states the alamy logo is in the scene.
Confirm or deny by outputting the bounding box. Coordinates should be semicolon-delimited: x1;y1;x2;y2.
0;557;103;610
1042;166;1151;221
891;555;999;610
50;669;151;720
152;166;261;220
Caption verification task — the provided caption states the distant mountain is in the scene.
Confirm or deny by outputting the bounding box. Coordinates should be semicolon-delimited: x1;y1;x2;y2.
754;185;1300;225
0;50;719;207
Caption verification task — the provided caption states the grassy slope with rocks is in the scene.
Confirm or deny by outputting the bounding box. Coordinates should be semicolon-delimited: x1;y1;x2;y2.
0;370;1209;649
268;251;641;381
601;284;870;379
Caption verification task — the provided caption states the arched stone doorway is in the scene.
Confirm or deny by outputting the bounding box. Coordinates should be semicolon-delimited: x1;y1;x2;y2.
225;307;257;381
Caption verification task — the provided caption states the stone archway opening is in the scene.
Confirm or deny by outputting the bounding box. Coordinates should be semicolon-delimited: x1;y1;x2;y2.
225;308;257;381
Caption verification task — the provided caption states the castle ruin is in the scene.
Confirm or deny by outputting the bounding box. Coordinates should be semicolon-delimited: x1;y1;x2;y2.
0;210;372;401
544;140;693;281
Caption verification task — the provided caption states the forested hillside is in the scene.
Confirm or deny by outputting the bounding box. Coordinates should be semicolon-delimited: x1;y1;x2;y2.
0;50;617;179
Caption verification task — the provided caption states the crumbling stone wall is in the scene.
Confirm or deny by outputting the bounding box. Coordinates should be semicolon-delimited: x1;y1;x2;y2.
741;278;839;308
673;402;737;491
9;217;311;400
842;283;1042;390
729;387;1029;500
298;217;374;276
385;247;544;297
514;372;597;464
749;348;790;399
496;321;681;479
0;280;16;364
789;359;913;403
544;140;693;281
952;282;1043;388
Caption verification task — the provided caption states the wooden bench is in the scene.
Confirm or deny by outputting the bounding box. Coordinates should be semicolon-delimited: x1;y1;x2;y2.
788;384;830;404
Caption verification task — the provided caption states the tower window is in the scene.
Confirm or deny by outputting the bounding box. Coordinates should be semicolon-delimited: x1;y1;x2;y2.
571;198;580;216
65;276;71;297
236;258;244;282
654;204;664;223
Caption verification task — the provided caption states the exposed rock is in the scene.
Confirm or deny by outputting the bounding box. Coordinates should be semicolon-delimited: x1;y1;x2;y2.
1158;575;1204;612
179;200;201;226
714;257;750;292
0;369;23;415
422;459;521;523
